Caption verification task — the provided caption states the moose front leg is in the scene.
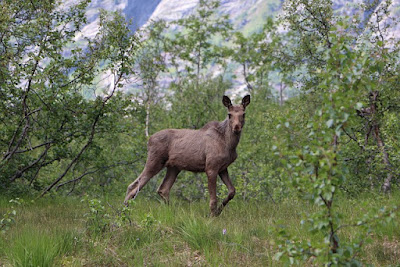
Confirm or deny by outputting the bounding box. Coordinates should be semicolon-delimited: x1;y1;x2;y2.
206;170;218;216
216;169;235;215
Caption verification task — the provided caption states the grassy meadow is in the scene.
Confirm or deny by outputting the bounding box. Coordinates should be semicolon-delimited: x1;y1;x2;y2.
0;193;399;266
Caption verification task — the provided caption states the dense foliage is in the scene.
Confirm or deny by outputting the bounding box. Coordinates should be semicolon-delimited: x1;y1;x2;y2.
0;1;146;196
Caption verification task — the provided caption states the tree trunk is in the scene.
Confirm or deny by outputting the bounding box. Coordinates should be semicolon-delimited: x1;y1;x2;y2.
358;91;393;192
145;100;150;138
373;124;393;192
279;82;286;106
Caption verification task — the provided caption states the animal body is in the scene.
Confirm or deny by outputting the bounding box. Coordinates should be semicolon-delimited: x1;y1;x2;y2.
124;95;250;216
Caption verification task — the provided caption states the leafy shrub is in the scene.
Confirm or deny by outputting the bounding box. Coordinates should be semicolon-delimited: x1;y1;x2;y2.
0;198;23;234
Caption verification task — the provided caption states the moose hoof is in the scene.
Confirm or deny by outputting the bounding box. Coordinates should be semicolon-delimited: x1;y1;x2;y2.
210;206;223;217
210;211;220;217
124;193;133;206
216;205;224;216
157;191;169;204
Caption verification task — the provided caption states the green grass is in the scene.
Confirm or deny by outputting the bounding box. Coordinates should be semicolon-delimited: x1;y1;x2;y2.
3;228;77;267
0;193;399;266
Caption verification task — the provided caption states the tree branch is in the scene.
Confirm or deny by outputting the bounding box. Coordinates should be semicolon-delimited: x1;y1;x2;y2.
9;143;50;182
40;70;123;197
55;160;140;190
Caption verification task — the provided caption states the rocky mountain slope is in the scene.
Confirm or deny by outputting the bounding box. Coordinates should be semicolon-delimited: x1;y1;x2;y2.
78;0;283;38
81;0;400;36
75;0;399;95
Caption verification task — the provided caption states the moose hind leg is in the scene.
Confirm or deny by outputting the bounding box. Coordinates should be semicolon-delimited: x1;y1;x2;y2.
124;158;165;205
157;167;180;203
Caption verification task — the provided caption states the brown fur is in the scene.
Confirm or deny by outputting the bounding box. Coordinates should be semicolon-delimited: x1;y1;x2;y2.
124;95;250;216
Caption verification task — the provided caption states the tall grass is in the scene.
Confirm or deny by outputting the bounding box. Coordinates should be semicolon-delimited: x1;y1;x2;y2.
178;215;218;251
0;193;398;266
4;228;77;267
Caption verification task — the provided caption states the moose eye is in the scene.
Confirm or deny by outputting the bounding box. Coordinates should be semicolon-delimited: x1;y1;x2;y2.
243;113;246;119
228;114;232;119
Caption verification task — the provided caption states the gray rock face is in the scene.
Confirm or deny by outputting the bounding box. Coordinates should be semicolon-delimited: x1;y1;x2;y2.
80;0;161;37
70;0;400;96
77;0;400;38
125;0;162;30
149;0;198;22
148;0;277;34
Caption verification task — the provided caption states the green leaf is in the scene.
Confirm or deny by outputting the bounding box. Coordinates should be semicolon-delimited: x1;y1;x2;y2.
273;251;284;261
326;119;334;128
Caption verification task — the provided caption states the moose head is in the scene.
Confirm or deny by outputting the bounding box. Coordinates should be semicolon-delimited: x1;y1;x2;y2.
223;95;250;134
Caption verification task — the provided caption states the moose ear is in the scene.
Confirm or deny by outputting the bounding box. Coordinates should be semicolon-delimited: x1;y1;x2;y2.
222;95;232;108
242;95;250;109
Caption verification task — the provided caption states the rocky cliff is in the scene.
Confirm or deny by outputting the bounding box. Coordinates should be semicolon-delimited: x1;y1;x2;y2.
79;0;399;40
73;0;399;95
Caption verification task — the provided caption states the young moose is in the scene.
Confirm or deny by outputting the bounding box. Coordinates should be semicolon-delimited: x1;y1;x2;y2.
125;95;250;216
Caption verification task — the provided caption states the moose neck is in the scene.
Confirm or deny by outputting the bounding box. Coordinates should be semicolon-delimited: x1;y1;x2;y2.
220;118;241;150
